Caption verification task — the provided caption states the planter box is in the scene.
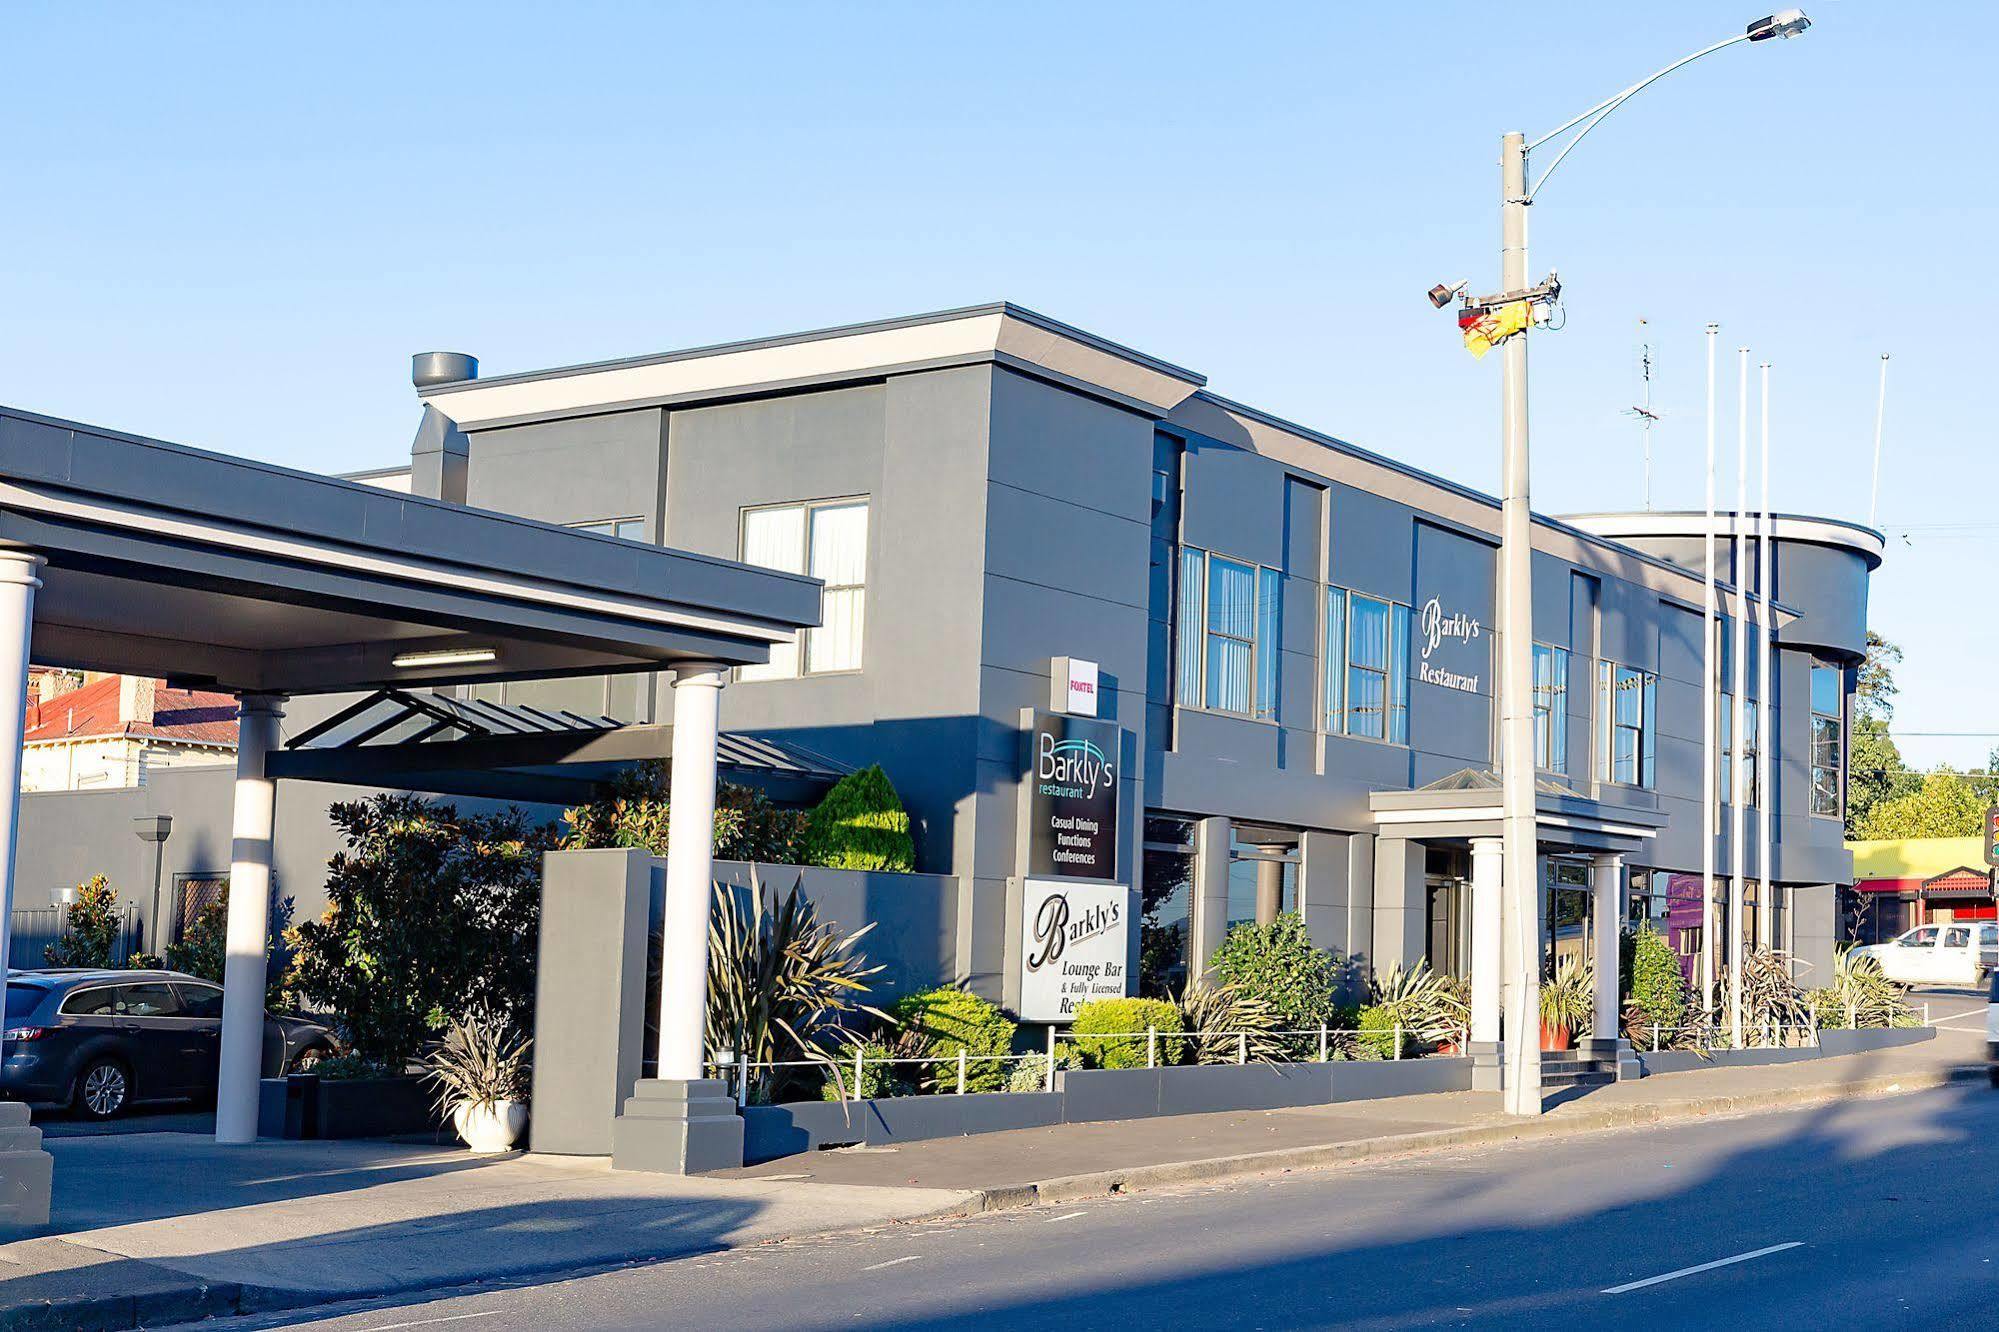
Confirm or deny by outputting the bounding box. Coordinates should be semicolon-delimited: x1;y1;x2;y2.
741;1092;1062;1165
1818;1026;1934;1057
1635;1025;1935;1077
257;1074;448;1141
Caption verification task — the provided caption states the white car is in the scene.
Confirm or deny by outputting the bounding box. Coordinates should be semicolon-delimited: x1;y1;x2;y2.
1851;923;1998;989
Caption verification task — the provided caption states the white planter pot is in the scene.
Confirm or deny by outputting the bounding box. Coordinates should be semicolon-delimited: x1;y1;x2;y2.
451;1098;527;1153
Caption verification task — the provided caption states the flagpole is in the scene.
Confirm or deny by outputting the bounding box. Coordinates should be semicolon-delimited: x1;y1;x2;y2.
1867;354;1890;527
1757;362;1775;973
1702;325;1719;1019
1730;347;1750;1049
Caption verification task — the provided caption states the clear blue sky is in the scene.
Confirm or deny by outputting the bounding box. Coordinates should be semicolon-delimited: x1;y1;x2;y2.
2;3;1990;767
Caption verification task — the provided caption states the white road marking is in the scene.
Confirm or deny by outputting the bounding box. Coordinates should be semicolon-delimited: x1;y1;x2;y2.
1047;1211;1088;1222
862;1255;922;1272
1603;1242;1803;1294
357;1312;500;1331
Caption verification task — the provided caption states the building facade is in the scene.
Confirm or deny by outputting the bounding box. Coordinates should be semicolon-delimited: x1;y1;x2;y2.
21;671;236;792
385;303;1876;1003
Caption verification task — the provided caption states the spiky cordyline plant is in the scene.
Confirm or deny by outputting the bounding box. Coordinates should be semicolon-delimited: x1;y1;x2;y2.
1725;947;1813;1043
705;868;886;1104
1372;960;1470;1047
1809;947;1918;1031
1175;978;1289;1065
1538;955;1595;1037
423;1008;532;1113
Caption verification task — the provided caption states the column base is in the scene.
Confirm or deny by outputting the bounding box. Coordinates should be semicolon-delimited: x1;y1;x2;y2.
1467;1040;1506;1091
611;1078;744;1175
0;1102;52;1236
1582;1036;1644;1081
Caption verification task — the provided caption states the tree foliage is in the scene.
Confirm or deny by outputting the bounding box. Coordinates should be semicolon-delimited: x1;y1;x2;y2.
45;874;121;967
1848;632;1919;838
166;887;296;1011
1208;914;1346;1056
560;760;808;864
802;765;915;872
1855;766;1988;840
288;795;549;1068
1623;926;1688;1039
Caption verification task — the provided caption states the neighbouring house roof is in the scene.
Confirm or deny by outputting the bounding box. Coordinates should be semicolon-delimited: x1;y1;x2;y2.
1849;837;1987;883
1921;866;1992;896
22;676;238;747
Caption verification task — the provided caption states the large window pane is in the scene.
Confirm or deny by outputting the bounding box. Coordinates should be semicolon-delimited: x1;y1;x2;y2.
810;586;865;673
1534;645;1568;773
1254;567;1281;721
1206;556;1255;641
1387;601;1410;744
809;503;868;584
1323;587;1347;731
742;506;806;574
1348;667;1386;740
1176;548;1205;707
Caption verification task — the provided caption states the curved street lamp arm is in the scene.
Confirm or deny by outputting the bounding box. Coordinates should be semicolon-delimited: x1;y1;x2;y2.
1525;32;1750;201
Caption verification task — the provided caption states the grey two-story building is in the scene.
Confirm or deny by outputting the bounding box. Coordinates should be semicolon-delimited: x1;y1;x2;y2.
380;302;1875;1009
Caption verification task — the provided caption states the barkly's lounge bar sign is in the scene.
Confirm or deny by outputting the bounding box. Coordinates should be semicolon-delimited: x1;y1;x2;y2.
1025;711;1120;881
1019;878;1128;1020
1417;596;1484;695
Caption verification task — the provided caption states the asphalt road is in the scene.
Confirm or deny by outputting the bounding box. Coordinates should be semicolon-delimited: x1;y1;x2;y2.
173;1067;1999;1332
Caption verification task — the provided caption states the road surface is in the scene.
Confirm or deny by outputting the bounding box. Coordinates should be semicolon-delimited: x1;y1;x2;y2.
174;1064;1999;1331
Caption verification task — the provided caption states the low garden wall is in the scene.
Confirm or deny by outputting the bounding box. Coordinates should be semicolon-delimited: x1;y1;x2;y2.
1634;1024;1934;1077
741;1057;1471;1164
257;1074;447;1141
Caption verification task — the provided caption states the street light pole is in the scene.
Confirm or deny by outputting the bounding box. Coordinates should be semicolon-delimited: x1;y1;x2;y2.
1497;131;1541;1117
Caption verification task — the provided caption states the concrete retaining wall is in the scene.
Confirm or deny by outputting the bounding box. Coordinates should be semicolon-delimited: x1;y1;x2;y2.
740;1057;1471;1165
1635;1025;1934;1077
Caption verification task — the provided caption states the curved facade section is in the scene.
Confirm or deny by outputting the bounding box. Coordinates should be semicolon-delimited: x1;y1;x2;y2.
1562;512;1881;662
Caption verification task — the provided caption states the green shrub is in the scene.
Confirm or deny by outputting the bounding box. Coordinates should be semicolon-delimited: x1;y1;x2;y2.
1354;1004;1406;1060
166;887;297;1012
46;875;120;968
125;951;163;971
312;1053;392;1081
1625;926;1688;1039
1007;1042;1083;1093
560;760;808;864
803;765;915;872
1070;997;1186;1068
890;986;1016;1092
818;1039;902;1100
1209;913;1342;1056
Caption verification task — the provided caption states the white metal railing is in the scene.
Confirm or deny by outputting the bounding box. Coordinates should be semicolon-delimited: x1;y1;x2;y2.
1636;1017;1823;1053
706;1021;1472;1106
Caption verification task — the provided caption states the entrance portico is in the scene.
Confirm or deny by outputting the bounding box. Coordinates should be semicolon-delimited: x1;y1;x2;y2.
1370;769;1664;1094
0;406;821;1222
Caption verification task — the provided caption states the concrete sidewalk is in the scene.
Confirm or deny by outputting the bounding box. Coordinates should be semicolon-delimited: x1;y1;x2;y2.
0;1027;1982;1331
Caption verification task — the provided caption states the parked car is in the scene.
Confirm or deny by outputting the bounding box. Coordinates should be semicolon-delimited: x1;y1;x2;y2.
1850;923;1998;989
1;969;335;1119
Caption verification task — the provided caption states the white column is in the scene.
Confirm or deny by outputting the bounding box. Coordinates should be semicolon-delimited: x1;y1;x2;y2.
1469;837;1503;1046
215;693;284;1144
0;553;44;1066
1591;853;1623;1041
656;662;727;1083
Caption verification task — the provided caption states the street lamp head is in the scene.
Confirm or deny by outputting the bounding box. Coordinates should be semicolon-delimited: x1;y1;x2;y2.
1427;280;1468;309
1747;9;1810;41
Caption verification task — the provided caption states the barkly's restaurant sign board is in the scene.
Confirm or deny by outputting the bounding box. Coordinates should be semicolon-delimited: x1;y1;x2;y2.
1019;878;1129;1021
1025;711;1120;881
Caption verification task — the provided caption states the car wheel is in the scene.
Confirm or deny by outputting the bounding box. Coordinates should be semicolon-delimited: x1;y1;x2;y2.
74;1057;131;1121
288;1044;331;1074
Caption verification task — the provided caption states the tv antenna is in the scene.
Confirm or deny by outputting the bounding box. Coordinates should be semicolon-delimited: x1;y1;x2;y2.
1622;318;1662;510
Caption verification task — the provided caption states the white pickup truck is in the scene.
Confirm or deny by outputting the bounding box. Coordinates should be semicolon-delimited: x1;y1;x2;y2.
1851;922;1999;988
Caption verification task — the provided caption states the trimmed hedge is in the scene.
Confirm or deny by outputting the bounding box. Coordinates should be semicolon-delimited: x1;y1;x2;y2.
1070;997;1187;1068
1354;1004;1407;1061
804;765;916;872
891;986;1017;1093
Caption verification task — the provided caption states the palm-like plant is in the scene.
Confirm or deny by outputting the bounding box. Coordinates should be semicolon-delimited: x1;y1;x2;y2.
423;1008;531;1114
1728;948;1812;1043
705;868;886;1104
1372;961;1469;1048
1176;978;1288;1065
1809;947;1917;1031
1538;955;1595;1039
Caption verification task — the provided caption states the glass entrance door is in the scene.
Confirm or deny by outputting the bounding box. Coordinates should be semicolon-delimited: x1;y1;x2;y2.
1546;859;1591;974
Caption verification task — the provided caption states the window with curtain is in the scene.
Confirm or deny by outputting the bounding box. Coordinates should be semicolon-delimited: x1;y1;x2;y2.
1810;658;1843;817
737;498;868;680
1594;659;1657;786
1719;696;1760;806
1323;586;1409;744
1173;547;1280;719
571;517;646;542
1533;644;1568;773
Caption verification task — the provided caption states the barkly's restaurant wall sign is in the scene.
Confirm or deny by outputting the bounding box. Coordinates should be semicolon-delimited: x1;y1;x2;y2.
1026;711;1121;881
1417;596;1484;695
1019;878;1129;1020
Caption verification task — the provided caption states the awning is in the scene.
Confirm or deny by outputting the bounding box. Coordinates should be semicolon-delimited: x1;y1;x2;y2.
267;688;852;805
1368;767;1667;854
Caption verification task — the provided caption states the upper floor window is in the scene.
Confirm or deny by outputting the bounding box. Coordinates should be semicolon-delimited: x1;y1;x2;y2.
1719;695;1760;806
1324;587;1409;744
1810;658;1844;817
1175;547;1280;719
738;498;869;679
1533;644;1569;774
1593;660;1656;787
571;517;646;542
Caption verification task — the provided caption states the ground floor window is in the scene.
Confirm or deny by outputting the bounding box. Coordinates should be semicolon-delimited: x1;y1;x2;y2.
1546;860;1591;974
1139;816;1196;998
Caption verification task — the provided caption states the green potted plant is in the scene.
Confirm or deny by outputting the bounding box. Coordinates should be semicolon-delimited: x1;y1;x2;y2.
424;1009;532;1153
1538;956;1593;1052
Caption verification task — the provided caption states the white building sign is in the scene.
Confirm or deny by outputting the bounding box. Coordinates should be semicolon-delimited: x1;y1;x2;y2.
1018;878;1129;1021
1417;596;1483;694
1051;656;1100;717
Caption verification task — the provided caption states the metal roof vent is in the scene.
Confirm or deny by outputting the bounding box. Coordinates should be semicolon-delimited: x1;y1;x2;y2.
411;351;478;389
